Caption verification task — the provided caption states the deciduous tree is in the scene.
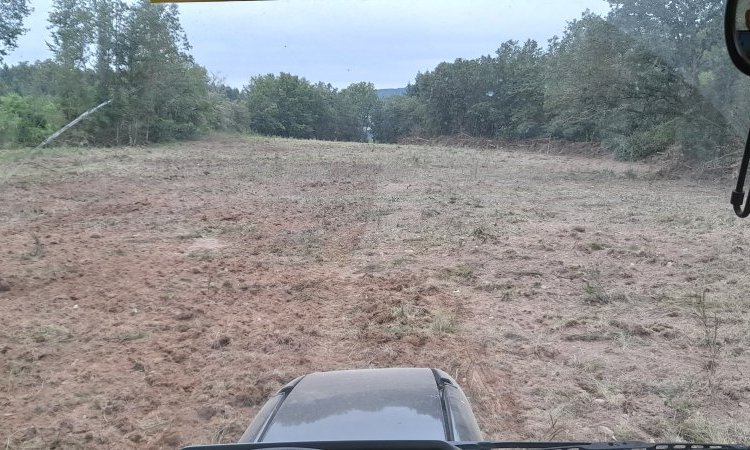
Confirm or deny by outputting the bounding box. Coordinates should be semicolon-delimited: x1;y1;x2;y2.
0;0;31;63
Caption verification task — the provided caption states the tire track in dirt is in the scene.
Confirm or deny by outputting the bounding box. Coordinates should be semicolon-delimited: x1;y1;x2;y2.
344;172;528;438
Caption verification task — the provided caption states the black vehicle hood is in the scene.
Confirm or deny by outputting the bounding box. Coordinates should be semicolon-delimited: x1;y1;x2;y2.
258;368;446;442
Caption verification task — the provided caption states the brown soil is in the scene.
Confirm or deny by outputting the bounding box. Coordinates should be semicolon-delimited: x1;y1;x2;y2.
1;135;749;448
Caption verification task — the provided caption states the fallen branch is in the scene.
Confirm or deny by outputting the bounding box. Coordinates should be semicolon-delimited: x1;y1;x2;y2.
35;99;113;149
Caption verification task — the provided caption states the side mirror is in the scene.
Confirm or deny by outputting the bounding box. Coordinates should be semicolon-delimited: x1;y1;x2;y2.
726;0;750;217
726;0;750;77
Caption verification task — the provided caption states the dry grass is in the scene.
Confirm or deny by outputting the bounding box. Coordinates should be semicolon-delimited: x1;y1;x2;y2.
0;134;749;447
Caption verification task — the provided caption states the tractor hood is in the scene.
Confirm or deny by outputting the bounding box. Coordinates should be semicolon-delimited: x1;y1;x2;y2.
239;368;482;443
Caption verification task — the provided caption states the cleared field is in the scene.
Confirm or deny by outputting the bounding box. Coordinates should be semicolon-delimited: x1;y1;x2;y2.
1;135;749;448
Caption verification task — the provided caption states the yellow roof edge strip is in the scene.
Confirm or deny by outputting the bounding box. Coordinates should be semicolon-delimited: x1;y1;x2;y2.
150;0;266;3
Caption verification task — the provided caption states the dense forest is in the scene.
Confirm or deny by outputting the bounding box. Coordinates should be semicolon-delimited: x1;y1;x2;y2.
0;0;748;161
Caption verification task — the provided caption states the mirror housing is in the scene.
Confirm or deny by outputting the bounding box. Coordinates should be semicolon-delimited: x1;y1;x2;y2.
726;0;750;76
728;0;750;218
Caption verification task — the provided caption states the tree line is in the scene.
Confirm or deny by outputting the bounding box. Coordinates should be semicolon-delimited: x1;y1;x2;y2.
1;0;747;161
376;1;747;161
0;0;381;147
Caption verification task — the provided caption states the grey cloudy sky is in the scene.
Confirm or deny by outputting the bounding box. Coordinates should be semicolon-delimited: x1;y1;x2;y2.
6;0;611;89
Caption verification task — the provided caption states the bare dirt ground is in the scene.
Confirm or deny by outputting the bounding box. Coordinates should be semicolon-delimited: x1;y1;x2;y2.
1;135;749;449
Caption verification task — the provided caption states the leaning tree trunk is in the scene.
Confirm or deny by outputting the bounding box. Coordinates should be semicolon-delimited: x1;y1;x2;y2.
35;99;113;149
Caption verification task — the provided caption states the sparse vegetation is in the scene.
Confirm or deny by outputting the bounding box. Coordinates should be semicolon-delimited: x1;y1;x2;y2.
443;264;477;285
582;269;611;304
105;329;149;343
692;291;722;390
1;135;749;447
430;310;459;334
28;324;72;343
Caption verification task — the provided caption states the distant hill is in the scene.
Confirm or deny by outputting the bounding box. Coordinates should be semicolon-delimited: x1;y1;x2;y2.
376;87;407;99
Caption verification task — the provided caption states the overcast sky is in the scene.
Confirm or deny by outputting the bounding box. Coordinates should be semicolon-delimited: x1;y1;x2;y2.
6;0;612;89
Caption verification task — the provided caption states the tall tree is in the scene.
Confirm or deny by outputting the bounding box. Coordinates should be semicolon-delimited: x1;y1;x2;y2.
545;12;730;160
48;0;95;120
340;82;379;140
244;73;325;139
48;0;93;69
408;40;545;138
91;0;127;101
411;58;488;135
114;0;208;144
607;0;723;87
0;0;31;63
606;1;738;155
371;95;426;143
0;60;60;97
43;0;212;144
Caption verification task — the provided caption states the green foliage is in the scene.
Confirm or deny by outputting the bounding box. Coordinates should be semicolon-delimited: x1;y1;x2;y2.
312;81;362;141
494;40;546;138
606;121;676;161
48;0;93;70
543;13;693;157
107;0;208;144
340;82;379;140
371;95;426;143
0;61;65;98
410;57;492;135
0;94;64;147
604;0;735;160
365;4;736;160
207;81;249;133
244;73;314;138
36;0;212;145
464;101;501;137
242;73;372;141
675;111;731;160
0;0;31;63
407;40;545;139
606;0;723;87
0;0;739;160
384;8;734;161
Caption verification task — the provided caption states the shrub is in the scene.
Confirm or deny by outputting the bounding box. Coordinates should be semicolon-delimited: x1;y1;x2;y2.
607;121;676;161
0;94;64;147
